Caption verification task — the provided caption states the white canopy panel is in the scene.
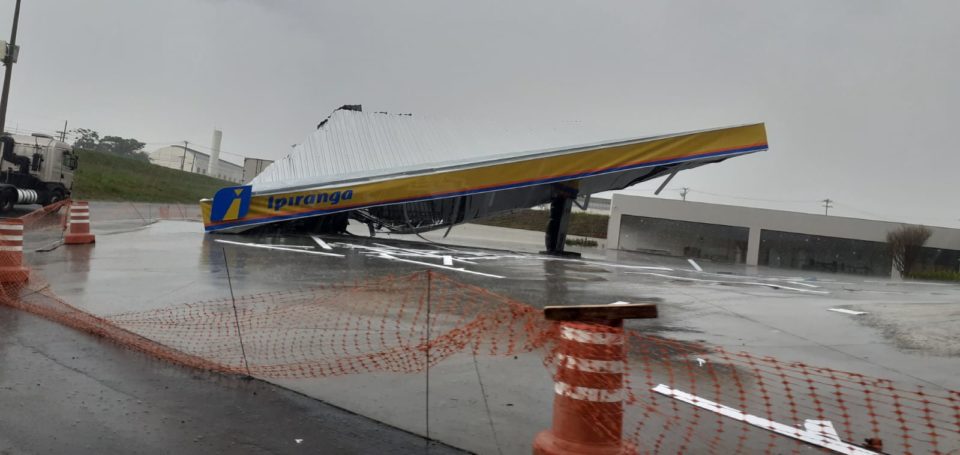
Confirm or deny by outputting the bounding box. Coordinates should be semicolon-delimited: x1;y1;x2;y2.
251;108;653;193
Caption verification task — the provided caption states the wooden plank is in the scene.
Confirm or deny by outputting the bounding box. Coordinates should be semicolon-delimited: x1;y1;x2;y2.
544;301;659;321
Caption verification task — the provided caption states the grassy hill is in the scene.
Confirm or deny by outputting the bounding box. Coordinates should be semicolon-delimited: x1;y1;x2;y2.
72;149;233;203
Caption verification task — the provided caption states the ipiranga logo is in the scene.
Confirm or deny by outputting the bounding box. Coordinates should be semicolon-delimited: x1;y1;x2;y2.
267;189;354;211
210;186;252;222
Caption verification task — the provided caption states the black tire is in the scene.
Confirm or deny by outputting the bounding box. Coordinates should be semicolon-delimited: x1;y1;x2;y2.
47;189;65;205
0;191;15;213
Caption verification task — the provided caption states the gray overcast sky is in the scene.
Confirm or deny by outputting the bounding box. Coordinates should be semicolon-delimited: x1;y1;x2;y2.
2;0;958;225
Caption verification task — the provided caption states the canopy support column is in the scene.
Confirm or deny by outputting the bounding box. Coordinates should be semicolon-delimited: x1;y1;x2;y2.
542;195;579;257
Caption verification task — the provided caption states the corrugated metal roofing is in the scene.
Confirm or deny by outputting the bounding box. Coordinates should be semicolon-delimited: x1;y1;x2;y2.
204;118;767;232
251;109;641;193
250;108;742;194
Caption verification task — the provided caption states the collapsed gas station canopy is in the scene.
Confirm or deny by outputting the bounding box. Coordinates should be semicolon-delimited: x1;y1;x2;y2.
202;107;767;233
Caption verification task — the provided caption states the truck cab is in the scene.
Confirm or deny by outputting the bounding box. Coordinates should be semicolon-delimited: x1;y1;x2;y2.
0;133;78;211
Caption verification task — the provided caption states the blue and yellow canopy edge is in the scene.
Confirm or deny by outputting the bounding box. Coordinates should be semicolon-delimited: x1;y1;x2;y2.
201;123;767;232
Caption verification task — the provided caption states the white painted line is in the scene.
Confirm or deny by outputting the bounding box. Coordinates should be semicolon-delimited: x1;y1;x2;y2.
450;257;478;265
556;353;624;374
687;259;703;272
454;256;502;261
804;420;840;441
310;235;333;250
376;253;505;279
251;244;315;250
217;242;315;250
215;239;344;258
344;243;448;261
68;220;90;224
560;325;623;345
555;382;623;403
372;243;446;259
827;308;867;316
652;384;878;455
0;224;23;230
0;246;22;251
632;272;830;295
788;281;821;288
378;246;482;267
0;235;23;241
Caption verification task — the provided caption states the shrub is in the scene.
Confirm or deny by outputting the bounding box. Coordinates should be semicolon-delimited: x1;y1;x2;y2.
886;225;932;277
564;237;598;247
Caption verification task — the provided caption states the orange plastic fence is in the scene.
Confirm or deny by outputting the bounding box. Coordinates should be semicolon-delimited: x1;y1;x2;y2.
1;205;958;454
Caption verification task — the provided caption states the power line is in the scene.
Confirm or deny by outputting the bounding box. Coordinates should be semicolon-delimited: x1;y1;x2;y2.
821;198;833;216
692;189;821;204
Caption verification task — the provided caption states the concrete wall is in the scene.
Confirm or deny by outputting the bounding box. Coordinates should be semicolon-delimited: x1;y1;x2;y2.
609;195;960;271
619;215;749;263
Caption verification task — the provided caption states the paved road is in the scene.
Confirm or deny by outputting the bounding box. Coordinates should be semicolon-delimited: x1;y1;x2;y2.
19;213;960;453
0;204;44;219
0;305;462;455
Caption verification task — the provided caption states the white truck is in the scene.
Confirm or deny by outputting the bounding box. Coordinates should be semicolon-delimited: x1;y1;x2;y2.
0;132;78;212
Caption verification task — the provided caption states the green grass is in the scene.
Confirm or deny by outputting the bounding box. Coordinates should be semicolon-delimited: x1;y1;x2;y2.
72;149;233;203
906;269;960;282
565;237;599;247
471;209;609;239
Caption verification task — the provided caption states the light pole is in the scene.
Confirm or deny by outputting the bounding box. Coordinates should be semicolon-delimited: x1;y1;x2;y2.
0;0;22;135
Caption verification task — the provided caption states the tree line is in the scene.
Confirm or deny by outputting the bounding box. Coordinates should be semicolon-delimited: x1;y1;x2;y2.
71;128;149;162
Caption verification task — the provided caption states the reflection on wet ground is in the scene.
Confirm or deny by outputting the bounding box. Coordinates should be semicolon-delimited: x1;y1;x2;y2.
17;212;960;454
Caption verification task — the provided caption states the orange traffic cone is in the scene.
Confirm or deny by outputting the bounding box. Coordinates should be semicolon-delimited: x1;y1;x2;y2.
533;321;629;455
0;218;30;284
64;201;95;245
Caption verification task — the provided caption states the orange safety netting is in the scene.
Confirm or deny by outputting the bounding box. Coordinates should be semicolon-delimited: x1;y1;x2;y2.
1;203;958;454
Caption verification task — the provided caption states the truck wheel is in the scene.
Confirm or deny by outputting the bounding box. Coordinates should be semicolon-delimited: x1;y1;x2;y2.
0;191;15;213
47;189;65;205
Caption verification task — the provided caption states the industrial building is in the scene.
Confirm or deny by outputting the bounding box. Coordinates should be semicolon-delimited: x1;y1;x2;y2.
608;195;960;277
149;145;243;183
148;130;244;183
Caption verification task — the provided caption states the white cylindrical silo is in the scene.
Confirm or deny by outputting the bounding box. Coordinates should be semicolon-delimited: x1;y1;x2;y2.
210;129;223;178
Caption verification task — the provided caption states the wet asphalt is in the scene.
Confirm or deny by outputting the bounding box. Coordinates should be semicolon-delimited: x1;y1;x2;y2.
0;303;461;455
7;202;960;454
1;204;462;455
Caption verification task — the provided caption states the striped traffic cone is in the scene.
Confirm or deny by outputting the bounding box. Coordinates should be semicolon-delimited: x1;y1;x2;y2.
64;201;95;245
0;218;30;284
533;320;629;455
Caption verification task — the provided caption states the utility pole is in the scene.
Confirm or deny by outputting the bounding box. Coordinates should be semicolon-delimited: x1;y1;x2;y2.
56;120;68;142
679;187;690;202
0;0;23;134
822;198;833;216
180;141;189;170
